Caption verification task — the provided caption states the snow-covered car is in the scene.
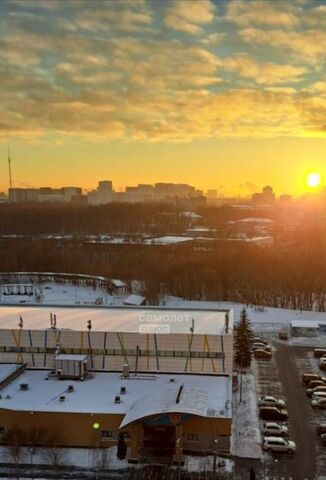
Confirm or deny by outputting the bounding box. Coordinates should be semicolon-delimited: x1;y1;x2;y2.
321;433;326;443
312;398;326;410
262;437;296;454
306;386;326;397
263;422;288;436
254;349;272;359
258;396;285;408
253;337;268;345
253;343;271;352
312;391;326;400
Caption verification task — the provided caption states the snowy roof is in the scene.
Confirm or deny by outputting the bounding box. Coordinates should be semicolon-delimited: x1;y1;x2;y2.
0;369;232;419
55;354;88;362
0;306;233;334
291;320;320;329
109;279;128;288
144;236;194;245
0;364;22;384
121;387;210;428
123;295;146;306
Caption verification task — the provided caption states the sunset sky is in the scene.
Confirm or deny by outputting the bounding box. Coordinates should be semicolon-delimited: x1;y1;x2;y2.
0;0;325;196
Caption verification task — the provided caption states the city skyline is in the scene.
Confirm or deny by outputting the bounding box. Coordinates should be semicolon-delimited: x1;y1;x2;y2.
0;0;325;195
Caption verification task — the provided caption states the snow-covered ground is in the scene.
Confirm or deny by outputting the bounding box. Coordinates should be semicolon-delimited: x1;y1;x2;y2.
231;370;262;459
164;296;326;331
0;445;129;469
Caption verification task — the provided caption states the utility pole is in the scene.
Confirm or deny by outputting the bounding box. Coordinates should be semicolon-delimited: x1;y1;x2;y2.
7;141;13;189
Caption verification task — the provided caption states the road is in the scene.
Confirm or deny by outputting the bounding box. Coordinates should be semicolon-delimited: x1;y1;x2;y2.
275;345;316;480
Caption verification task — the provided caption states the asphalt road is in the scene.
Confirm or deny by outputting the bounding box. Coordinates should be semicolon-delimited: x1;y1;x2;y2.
274;345;316;480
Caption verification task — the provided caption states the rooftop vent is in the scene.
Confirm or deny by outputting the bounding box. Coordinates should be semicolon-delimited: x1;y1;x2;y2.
114;395;121;404
120;386;126;395
68;385;74;393
122;364;129;378
20;383;29;391
169;378;175;383
59;395;66;402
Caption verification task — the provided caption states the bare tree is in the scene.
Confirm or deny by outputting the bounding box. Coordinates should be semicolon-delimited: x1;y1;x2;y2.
6;427;26;480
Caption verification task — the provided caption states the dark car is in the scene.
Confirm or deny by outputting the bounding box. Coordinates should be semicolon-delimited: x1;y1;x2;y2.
255;349;272;359
317;423;326;435
302;373;322;385
308;380;326;389
314;349;326;358
259;406;289;421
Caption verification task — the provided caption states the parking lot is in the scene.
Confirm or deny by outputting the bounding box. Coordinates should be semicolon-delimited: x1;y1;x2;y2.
254;341;326;479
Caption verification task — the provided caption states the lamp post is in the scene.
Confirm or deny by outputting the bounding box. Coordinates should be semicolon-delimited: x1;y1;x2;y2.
213;438;218;475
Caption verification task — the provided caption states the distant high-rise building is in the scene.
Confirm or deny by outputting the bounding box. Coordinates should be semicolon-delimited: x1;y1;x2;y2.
252;185;275;205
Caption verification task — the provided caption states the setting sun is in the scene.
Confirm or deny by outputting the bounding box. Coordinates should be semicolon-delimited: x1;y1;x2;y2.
307;172;321;189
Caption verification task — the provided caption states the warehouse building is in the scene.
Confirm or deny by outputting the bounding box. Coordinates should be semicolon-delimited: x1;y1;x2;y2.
0;305;233;374
0;305;234;461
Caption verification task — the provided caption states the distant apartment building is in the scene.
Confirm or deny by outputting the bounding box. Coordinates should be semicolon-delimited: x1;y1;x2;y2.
9;187;82;203
252;185;276;205
88;180;113;205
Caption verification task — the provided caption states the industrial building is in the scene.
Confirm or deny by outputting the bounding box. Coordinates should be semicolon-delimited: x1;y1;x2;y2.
0;305;233;461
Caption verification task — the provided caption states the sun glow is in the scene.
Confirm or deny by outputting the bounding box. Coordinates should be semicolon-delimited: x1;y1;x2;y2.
306;172;321;189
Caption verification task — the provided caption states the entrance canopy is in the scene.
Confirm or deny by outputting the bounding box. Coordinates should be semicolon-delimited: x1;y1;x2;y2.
120;386;210;429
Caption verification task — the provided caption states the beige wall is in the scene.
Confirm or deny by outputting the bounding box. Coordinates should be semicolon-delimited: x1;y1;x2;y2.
0;408;231;454
0;329;233;374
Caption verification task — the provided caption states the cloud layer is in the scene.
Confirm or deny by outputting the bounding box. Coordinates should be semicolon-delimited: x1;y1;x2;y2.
0;0;325;142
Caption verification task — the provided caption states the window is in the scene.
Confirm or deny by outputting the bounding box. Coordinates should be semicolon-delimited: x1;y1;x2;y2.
101;430;114;439
0;427;5;437
124;431;131;439
187;433;199;441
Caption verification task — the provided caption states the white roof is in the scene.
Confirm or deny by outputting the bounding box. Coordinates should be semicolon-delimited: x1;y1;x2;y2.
110;279;128;288
123;295;146;306
0;364;22;384
291;320;320;329
55;354;88;362
0;306;233;334
0;369;232;419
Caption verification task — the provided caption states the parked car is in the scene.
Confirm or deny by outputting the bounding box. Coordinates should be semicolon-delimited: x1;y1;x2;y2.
263;422;288;436
312;398;326;410
255;349;272;359
258;396;285;408
312;391;326;399
302;373;323;385
319;358;326;371
308;380;326;389
253;337;268;345
321;433;326;443
262;437;296;454
259;407;289;421
314;349;326;358
278;331;288;340
307;386;326;397
317;423;326;435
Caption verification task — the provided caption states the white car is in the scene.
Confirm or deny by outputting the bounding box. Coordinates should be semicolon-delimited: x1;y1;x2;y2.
312;398;326;409
262;437;296;454
263;422;288;436
258;396;286;408
306;385;326;397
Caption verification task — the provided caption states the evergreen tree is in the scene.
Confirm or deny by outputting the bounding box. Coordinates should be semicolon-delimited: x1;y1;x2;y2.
234;308;253;368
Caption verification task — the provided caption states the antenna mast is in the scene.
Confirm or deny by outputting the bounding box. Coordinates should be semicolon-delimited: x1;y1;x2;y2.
7;142;13;189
